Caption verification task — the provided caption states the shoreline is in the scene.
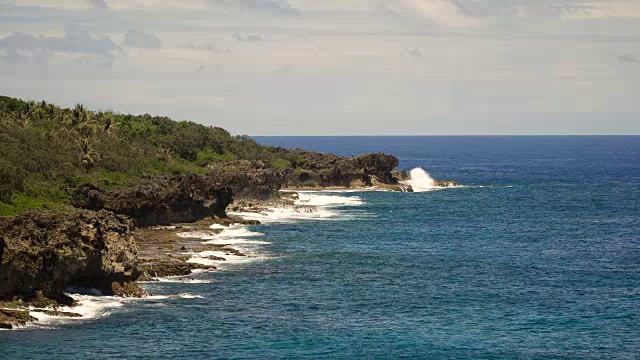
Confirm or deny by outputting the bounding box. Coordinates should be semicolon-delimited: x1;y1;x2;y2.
2;182;460;330
0;190;359;330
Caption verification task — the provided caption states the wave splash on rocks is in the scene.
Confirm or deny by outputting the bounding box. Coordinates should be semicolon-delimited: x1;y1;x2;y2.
402;167;458;192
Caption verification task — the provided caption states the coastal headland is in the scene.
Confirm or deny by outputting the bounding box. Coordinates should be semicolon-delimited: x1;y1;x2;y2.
0;96;452;329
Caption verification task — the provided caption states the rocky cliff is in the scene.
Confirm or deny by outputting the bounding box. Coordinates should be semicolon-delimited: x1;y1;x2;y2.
71;176;233;228
0;209;139;303
268;149;400;189
71;162;283;227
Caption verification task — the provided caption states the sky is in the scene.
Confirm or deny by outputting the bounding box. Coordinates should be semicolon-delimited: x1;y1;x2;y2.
1;0;639;135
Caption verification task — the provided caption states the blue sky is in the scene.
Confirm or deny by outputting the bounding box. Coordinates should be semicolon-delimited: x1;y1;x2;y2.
1;0;639;135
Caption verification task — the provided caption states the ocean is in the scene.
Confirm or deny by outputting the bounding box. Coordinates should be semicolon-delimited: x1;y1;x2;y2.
2;136;639;359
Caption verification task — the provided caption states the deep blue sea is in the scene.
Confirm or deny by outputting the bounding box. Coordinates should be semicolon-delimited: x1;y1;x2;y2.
2;136;639;359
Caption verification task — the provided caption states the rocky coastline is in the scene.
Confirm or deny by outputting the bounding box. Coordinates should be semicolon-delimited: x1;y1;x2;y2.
0;152;409;329
0;155;461;329
0;97;461;329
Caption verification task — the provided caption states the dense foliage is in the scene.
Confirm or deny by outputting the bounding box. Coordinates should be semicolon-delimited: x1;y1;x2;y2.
0;96;298;215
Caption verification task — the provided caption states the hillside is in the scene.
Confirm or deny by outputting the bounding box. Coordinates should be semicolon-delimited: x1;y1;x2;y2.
0;96;399;217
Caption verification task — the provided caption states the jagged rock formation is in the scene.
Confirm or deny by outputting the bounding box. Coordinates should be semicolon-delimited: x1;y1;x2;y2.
72;175;234;228
434;180;457;187
268;149;400;189
205;160;284;200
0;309;36;329
138;261;214;279
392;170;410;182
0;209;139;303
72;163;283;227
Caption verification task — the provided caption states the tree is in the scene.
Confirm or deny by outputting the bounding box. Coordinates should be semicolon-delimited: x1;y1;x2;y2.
78;137;100;171
102;111;118;136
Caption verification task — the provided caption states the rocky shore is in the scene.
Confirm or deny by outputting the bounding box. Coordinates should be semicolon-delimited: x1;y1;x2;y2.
0;149;460;329
0;152;407;329
0;96;461;329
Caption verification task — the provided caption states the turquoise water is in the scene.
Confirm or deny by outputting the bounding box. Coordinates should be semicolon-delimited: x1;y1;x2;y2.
2;136;639;359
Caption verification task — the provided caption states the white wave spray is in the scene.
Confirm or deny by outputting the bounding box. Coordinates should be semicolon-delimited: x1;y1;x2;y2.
407;167;437;192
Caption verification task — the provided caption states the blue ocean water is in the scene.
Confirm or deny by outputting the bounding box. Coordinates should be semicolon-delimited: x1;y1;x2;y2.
2;136;639;359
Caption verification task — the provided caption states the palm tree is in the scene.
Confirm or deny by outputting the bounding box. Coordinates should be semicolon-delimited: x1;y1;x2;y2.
102;111;118;136
159;147;174;162
14;111;31;128
72;104;100;138
72;104;87;127
78;137;100;171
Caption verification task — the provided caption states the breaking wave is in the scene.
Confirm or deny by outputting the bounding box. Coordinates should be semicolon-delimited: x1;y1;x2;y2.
405;167;437;192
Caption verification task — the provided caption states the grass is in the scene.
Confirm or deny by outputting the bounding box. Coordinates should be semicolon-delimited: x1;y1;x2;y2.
195;150;236;166
0;181;70;216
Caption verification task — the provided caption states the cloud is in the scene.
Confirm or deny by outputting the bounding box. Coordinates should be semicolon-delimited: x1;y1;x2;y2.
124;29;162;49
488;0;597;18
451;0;488;17
210;0;299;15
87;0;108;11
374;0;602;28
374;0;485;27
406;48;423;58
0;24;119;64
618;55;640;64
232;33;264;42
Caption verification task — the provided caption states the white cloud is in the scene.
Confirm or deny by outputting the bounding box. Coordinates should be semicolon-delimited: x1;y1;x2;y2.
0;24;119;64
383;0;486;27
209;0;299;15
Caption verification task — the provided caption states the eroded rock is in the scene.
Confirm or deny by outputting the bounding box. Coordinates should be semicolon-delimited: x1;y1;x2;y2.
0;209;139;302
0;309;36;329
111;281;146;298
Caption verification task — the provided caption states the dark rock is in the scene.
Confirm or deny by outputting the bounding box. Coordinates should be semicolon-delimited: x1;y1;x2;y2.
392;170;410;181
0;309;36;329
434;180;457;187
221;247;246;257
138;260;214;278
71;174;235;228
111;281;146;298
0;209;138;302
267;148;399;189
71;165;282;228
30;309;83;317
29;291;59;308
206;160;284;200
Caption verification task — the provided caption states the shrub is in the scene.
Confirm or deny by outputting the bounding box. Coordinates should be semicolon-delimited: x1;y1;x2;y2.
271;158;292;171
0;159;24;203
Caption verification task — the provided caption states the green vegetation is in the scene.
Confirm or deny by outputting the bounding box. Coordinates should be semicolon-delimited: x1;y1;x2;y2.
0;96;307;216
271;158;293;171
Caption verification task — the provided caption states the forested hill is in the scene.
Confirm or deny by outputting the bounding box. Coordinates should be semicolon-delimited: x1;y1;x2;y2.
0;96;399;216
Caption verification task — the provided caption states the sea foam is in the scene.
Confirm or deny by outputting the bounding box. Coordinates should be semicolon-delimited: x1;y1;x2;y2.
229;193;365;224
187;249;269;269
201;224;269;245
295;193;364;207
27;294;127;327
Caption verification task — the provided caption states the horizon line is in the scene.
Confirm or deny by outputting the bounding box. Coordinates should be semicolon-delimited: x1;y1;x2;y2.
250;134;640;137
